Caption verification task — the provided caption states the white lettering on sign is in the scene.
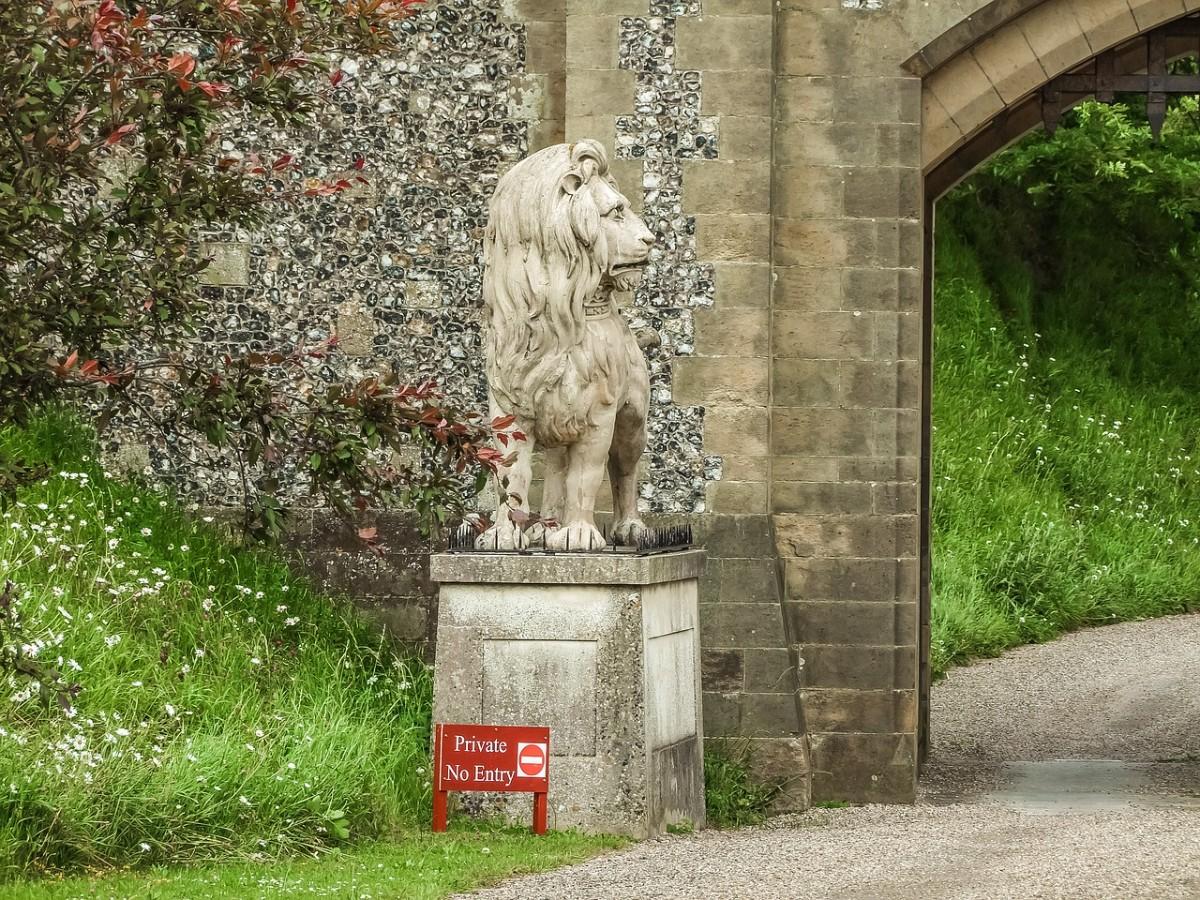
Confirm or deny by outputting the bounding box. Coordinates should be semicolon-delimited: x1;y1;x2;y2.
453;735;509;753
473;765;517;787
444;763;517;786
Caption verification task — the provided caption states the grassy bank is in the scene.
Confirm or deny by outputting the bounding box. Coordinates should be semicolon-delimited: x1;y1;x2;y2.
0;413;617;889
930;102;1200;673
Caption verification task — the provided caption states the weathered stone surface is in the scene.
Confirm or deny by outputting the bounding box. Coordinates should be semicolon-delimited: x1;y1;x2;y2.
431;552;706;836
707;480;769;515
720;115;772;161
740;692;803;736
772;482;874;516
969;25;1047;105
743;648;795;693
773;310;875;360
700;602;787;650
431;549;706;586
810;732;916;804
676;16;773;71
796;643;918;692
783;557;914;604
702;69;773;116
682;160;770;215
718;558;779;604
694;214;771;261
774;514;919;559
694;308;769;357
527;20;566;72
785;600;918;646
773;359;840;407
334;304;375;357
802;688;917;734
673;357;769;406
703;412;769;461
702;648;745;692
198;242;249;286
713;262;771;308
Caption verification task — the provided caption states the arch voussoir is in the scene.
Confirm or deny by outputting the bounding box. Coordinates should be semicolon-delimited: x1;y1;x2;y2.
970;26;1049;104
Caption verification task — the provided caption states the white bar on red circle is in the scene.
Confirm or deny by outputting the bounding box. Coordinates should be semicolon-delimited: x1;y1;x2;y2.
516;741;548;778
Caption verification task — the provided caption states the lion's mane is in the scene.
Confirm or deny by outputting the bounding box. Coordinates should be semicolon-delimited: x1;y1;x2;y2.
481;140;631;446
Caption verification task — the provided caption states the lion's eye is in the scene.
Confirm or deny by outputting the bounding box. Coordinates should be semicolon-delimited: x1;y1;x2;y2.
607;205;625;220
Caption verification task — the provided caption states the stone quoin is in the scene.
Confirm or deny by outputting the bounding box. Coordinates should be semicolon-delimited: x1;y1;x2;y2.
117;0;1189;805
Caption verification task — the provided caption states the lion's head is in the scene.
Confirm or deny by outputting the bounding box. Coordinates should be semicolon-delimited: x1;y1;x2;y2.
481;140;655;444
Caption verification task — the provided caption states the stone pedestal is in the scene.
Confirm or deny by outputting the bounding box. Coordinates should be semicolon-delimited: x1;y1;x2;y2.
430;550;707;837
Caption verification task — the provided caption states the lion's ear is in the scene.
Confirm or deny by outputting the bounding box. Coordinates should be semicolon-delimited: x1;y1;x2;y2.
560;172;583;196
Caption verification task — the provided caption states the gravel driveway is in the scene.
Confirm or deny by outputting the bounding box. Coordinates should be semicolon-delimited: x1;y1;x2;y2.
465;613;1200;900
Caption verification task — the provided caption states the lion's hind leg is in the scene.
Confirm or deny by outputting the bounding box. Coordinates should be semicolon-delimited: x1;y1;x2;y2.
609;401;649;547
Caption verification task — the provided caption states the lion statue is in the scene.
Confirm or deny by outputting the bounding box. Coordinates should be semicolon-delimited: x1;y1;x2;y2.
475;139;655;551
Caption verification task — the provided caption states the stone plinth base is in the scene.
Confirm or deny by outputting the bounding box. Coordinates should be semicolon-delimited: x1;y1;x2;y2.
430;550;707;837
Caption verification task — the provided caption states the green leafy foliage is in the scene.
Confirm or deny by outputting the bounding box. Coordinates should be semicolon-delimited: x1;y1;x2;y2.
703;741;780;829
931;101;1200;674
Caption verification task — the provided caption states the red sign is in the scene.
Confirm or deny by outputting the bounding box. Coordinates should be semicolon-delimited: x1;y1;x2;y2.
432;723;550;834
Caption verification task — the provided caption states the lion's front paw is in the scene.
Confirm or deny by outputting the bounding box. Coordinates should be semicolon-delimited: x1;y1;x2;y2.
475;520;528;551
611;518;648;547
545;520;607;551
523;521;550;547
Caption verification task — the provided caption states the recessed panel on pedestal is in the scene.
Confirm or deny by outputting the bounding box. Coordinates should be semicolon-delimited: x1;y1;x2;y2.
482;639;598;757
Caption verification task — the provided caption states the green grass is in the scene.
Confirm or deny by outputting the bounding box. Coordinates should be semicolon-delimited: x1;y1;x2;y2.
0;412;617;891
930;179;1200;674
1;829;625;899
702;741;780;828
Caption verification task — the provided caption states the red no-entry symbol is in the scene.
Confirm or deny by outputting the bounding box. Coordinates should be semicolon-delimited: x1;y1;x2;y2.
517;742;547;778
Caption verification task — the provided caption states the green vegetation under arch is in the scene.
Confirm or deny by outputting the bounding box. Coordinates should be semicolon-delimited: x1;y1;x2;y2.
930;100;1200;674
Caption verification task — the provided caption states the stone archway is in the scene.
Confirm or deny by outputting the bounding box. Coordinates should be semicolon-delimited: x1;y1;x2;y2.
916;0;1200;179
911;0;1200;766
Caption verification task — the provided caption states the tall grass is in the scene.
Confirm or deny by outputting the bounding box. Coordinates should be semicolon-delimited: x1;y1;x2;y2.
0;412;433;878
930;170;1200;674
